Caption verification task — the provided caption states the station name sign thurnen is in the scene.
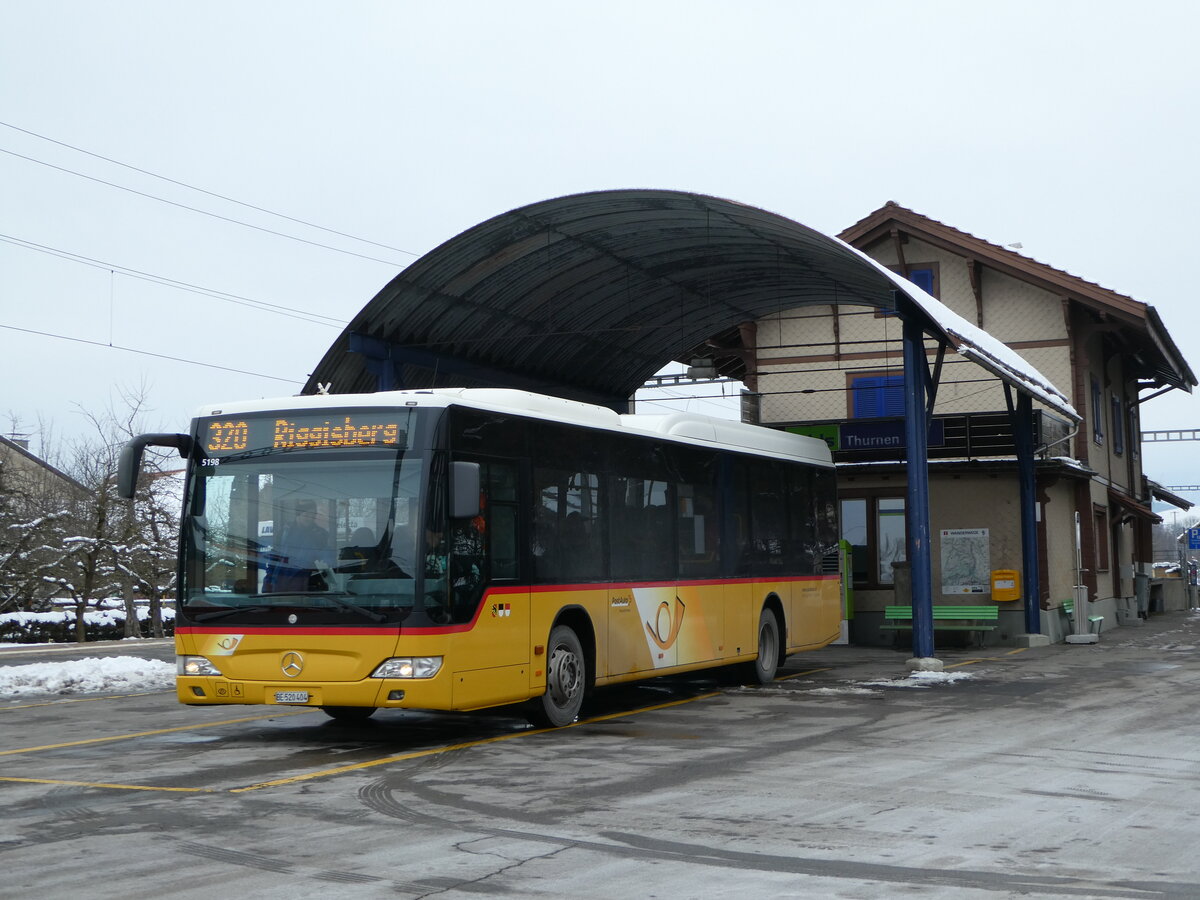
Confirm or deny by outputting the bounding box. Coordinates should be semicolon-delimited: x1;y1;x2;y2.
788;420;945;453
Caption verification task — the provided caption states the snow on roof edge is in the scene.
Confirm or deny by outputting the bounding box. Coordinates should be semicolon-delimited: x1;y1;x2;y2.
832;236;1080;422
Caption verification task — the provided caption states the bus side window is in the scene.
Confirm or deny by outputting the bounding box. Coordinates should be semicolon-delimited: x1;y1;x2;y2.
723;459;751;576
671;445;720;579
485;462;519;580
749;462;786;575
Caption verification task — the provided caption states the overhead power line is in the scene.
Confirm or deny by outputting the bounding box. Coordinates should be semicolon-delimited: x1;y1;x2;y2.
0;145;409;268
0;231;345;328
0;120;419;259
1;322;303;385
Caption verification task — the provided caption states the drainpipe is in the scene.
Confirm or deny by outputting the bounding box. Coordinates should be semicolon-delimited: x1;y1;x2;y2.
1013;392;1045;639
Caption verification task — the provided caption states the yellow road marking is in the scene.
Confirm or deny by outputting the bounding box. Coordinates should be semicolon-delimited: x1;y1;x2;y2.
776;667;833;681
0;776;211;793
0;640;173;657
1;691;174;711
0;709;313;757
231;692;725;793
576;691;722;725
945;647;1030;669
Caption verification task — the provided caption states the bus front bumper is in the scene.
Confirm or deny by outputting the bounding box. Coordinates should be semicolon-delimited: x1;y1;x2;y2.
176;675;454;710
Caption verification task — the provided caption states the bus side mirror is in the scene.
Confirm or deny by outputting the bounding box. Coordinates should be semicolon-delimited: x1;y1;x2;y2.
450;461;481;519
118;433;193;499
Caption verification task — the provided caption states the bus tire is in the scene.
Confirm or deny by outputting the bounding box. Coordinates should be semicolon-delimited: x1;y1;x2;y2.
322;706;376;722
747;607;780;684
528;625;586;727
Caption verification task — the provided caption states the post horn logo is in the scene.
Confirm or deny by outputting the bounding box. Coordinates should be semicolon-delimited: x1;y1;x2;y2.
281;651;305;678
645;597;686;650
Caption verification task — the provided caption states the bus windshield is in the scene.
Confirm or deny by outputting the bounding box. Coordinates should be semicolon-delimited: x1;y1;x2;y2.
181;409;434;625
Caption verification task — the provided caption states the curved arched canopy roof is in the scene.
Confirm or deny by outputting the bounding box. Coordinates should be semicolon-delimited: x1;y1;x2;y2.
306;189;1076;420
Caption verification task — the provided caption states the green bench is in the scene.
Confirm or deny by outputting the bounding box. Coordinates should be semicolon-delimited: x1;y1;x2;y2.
882;605;999;646
1061;597;1104;633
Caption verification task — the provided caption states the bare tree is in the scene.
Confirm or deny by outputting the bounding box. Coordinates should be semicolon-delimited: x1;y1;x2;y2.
41;386;182;641
116;463;182;638
47;435;127;642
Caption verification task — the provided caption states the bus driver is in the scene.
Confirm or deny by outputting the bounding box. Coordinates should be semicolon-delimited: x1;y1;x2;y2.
267;500;329;591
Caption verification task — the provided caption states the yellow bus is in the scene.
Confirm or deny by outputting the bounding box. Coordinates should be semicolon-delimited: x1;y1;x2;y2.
119;388;842;727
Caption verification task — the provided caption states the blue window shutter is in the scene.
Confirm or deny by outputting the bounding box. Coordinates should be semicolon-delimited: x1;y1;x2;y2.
852;375;905;418
853;376;881;417
881;376;905;415
908;268;934;295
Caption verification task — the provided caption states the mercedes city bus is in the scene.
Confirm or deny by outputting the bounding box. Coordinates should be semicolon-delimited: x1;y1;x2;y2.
119;388;842;727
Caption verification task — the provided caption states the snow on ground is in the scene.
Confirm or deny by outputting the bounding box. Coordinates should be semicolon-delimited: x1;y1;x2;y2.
807;670;976;696
0;651;977;700
0;657;174;697
865;670;976;688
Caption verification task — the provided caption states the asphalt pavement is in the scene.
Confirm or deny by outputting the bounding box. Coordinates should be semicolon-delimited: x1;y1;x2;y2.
2;612;1200;898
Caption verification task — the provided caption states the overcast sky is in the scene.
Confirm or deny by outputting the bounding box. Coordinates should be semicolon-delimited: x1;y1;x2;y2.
2;1;1198;506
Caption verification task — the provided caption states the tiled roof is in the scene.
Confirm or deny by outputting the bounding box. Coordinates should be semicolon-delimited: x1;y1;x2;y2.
840;201;1195;391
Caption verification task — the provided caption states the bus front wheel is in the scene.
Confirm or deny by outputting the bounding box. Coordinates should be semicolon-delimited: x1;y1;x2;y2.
529;625;585;727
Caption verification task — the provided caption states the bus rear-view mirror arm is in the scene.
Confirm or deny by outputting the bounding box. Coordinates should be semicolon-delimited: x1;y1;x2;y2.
118;433;194;499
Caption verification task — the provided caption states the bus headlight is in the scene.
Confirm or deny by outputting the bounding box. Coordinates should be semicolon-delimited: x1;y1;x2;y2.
177;656;223;677
371;657;442;679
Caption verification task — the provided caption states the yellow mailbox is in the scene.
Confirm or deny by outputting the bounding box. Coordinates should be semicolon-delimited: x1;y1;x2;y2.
991;569;1020;602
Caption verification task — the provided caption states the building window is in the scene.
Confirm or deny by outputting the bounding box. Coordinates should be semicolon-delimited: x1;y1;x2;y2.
1093;505;1110;573
1111;395;1124;455
877;498;907;583
840;494;906;587
850;373;905;418
906;267;936;296
886;263;940;298
1091;377;1104;445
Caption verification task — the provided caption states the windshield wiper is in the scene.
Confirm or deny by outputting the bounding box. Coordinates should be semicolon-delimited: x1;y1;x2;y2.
247;591;388;623
192;604;273;623
319;592;388;623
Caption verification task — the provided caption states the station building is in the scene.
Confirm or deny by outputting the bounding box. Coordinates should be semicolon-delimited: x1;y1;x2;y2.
742;202;1195;643
0;434;86;503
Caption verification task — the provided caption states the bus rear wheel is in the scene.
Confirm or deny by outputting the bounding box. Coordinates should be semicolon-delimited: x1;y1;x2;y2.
528;625;585;727
746;607;780;684
322;706;376;722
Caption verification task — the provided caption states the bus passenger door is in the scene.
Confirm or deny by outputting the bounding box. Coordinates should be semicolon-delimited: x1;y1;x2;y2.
447;459;531;708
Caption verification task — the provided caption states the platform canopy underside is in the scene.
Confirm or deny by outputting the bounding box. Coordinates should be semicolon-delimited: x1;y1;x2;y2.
305;189;1074;419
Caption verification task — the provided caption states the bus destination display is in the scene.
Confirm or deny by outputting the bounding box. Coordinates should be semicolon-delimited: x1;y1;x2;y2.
203;414;408;455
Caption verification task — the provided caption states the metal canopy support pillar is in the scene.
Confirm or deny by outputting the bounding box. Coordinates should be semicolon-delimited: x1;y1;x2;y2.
349;333;401;391
902;312;938;667
1012;391;1044;637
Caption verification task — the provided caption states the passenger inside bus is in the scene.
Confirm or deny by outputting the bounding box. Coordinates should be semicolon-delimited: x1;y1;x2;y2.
338;527;377;567
266;500;330;591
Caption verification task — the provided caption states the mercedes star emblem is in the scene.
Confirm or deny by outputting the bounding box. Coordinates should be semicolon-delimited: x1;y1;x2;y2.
281;651;304;678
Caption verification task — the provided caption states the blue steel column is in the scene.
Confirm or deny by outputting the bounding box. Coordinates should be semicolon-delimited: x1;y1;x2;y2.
1014;392;1042;634
902;314;935;658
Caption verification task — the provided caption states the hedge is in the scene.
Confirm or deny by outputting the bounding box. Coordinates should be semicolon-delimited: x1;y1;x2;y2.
0;608;175;644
